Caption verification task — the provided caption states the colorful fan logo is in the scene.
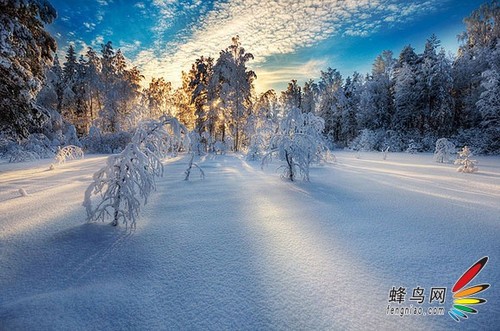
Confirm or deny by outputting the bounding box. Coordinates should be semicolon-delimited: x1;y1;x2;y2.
448;256;490;322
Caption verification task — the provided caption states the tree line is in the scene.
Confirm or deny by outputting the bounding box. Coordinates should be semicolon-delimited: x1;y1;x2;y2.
1;0;499;156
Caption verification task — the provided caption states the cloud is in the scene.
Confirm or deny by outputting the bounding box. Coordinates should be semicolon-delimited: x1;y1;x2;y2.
83;22;96;32
135;0;446;87
96;0;111;6
134;2;146;9
255;59;328;93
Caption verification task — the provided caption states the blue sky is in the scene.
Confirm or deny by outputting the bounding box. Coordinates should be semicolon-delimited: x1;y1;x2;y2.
47;0;487;93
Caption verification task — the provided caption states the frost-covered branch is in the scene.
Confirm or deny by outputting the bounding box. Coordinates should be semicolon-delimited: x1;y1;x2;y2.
55;145;84;164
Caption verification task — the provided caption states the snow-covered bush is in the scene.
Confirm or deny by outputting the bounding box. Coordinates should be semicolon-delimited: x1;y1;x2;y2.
214;141;227;155
81;127;132;154
3;133;55;163
434;138;455;163
7;148;40;163
246;123;275;161
189;132;205;156
382;130;405;152
0;134;16;158
262;107;326;181
421;134;438;153
84;116;188;227
455;146;478;173
55;145;84;164
452;129;484;155
349;129;380;152
406;139;421;154
24;134;55;158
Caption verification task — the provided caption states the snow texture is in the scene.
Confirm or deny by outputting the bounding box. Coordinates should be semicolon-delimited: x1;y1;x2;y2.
0;152;499;330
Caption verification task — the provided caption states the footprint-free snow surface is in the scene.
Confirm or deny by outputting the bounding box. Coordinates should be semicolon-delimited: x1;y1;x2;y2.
1;152;499;330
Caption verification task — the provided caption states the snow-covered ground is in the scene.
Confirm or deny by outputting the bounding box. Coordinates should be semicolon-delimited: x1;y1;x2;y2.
1;151;499;330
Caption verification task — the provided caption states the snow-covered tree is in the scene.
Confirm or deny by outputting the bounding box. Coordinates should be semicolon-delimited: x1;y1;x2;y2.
84;116;188;227
143;77;173;119
37;54;64;114
358;51;394;132
429;49;454;137
476;68;500;154
393;63;417;132
0;0;57;138
209;36;256;151
340;73;362;146
302;79;318;115
455;146;478;173
434;138;455;163
477;68;500;129
406;140;421;154
280;79;302;111
317;68;346;143
189;56;213;134
174;71;196;131
262;107;325;181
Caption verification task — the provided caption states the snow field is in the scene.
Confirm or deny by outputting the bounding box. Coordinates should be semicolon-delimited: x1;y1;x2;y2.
0;152;499;330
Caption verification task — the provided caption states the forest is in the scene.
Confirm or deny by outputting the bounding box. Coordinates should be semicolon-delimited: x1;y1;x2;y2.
0;0;499;161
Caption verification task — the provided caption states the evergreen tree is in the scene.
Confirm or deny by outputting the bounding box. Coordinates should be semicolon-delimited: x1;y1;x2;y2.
302;79;318;115
317;68;345;143
144;77;172;119
280;79;302;111
174;72;196;131
341;73;362;145
189;56;213;135
209;36;256;151
0;0;57;137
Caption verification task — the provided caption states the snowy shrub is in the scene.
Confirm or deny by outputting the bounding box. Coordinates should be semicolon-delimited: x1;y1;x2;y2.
246;124;275;161
262;107;326;181
84;116;188;227
83;143;161;227
421;134;438;152
382;130;405;152
406;140;421;154
0;134;16;158
55;145;84;164
81;127;132;154
64;125;81;147
247;134;265;160
189;132;205;155
452;129;484;155
7;148;40;163
4;133;56;163
434;138;455;163
23;134;55;158
349;129;380;152
214;141;227;155
455;146;478;173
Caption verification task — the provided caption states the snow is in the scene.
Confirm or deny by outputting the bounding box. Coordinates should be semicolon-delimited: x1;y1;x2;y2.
1;152;499;330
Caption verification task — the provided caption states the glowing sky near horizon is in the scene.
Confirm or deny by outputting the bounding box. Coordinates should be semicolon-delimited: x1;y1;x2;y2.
47;0;486;93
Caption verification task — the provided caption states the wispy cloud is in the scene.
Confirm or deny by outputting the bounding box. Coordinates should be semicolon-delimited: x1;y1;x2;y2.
256;59;328;93
134;0;445;87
